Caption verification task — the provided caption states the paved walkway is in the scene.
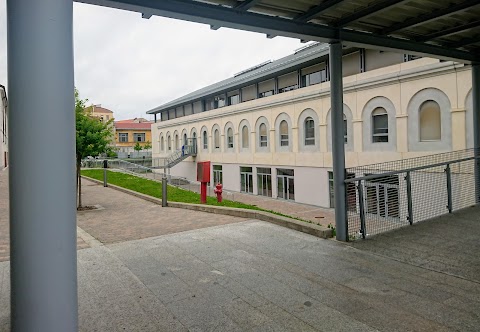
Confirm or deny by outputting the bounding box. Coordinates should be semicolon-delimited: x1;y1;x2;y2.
0;169;479;331
146;171;335;227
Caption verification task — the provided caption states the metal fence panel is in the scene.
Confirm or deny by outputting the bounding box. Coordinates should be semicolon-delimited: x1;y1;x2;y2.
346;149;479;240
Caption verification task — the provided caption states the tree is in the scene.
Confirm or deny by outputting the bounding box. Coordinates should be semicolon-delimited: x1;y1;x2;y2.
75;89;113;208
143;141;152;151
133;141;143;152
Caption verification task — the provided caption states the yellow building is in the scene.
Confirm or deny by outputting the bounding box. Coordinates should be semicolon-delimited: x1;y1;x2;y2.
114;118;153;155
84;104;114;122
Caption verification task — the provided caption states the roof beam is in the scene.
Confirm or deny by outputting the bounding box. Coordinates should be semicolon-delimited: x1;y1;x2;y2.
334;0;409;27
444;35;480;49
235;0;261;11
76;0;479;63
382;0;480;35
416;20;480;42
294;0;345;23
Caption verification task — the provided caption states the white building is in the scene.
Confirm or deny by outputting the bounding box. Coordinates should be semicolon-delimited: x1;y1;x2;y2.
148;43;474;208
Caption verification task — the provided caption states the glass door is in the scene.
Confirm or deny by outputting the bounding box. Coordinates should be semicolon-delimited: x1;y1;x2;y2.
240;167;253;193
277;169;294;200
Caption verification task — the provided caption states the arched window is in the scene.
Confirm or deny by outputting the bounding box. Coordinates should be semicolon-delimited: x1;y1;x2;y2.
167;135;171;151
160;136;164;152
372;107;388;143
280;120;289;146
419;100;441;141
202;130;208;149
183;133;187;146
343;114;348;143
304;117;315;145
242;125;249;148
175;134;179;150
259;123;268;147
227;128;234;148
214;129;220;149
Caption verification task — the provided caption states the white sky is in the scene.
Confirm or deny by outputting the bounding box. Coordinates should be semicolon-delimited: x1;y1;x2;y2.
0;1;307;121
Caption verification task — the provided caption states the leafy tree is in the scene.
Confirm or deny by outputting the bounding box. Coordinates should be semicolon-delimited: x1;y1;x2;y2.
143;141;152;151
75;89;113;208
133;141;143;152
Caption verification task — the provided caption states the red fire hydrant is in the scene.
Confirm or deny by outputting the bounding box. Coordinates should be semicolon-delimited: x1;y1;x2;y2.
214;183;223;203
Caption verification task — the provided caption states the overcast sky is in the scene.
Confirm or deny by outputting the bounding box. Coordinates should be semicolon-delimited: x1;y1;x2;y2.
0;1;306;121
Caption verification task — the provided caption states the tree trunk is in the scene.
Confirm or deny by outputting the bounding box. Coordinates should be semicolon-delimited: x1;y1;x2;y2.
77;160;82;208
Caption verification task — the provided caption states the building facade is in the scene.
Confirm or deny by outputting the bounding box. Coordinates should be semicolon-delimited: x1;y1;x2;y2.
85;104;114;122
114;118;153;154
148;43;474;208
0;85;8;169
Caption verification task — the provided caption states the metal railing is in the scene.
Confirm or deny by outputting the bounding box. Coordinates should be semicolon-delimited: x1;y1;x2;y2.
166;139;197;168
81;157;236;201
345;149;480;240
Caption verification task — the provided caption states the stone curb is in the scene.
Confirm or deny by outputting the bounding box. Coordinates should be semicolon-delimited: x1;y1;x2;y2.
82;176;333;239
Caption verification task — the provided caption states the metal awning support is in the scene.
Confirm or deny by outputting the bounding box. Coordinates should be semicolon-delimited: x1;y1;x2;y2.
329;42;347;241
7;0;78;330
473;64;480;203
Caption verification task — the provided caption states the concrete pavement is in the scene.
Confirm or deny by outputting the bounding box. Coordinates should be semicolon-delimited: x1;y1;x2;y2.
0;170;479;331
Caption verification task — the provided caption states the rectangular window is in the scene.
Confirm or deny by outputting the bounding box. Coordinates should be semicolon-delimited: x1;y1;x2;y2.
280;134;289;146
278;85;297;93
329;172;357;211
258;90;274;98
257;168;272;197
260;135;268;147
134;133;145;142
301;69;327;87
228;94;240;105
161;112;168;121
119;133;128;142
404;54;422;62
213;165;223;185
240;167;253;194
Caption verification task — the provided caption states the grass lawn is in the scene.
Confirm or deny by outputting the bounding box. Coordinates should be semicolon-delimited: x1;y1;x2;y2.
81;169;278;212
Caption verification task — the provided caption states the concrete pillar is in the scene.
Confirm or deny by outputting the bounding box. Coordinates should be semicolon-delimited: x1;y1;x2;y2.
329;42;348;241
7;0;78;330
473;64;480;203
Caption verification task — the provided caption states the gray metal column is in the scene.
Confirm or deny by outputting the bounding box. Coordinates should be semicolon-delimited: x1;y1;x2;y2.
7;0;78;331
329;42;348;241
473;64;480;203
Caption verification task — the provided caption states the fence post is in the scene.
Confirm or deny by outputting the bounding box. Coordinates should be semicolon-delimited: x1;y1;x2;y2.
445;164;453;213
162;172;168;207
405;171;413;225
357;180;366;239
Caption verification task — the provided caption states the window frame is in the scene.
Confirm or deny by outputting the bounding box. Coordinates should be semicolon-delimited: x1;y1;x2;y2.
119;133;128;142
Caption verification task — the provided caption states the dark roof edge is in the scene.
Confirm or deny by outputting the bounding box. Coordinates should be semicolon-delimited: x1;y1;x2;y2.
147;43;331;114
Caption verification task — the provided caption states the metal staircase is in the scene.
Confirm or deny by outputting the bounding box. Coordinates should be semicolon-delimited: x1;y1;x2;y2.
154;139;197;169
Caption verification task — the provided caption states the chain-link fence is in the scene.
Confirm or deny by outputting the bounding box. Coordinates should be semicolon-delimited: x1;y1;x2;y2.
345;149;480;240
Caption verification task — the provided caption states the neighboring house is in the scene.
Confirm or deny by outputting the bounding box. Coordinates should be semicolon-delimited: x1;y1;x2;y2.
84;104;114;123
84;104;116;148
0;85;7;169
114;118;153;154
148;42;474;208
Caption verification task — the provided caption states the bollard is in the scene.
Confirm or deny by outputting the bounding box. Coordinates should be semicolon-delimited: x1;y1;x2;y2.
103;159;108;187
162;173;167;207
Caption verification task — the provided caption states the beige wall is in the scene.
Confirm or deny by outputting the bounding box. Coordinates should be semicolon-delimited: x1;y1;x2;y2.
152;59;473;206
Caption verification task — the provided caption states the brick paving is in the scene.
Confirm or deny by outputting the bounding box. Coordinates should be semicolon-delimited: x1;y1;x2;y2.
77;179;246;244
145;171;336;227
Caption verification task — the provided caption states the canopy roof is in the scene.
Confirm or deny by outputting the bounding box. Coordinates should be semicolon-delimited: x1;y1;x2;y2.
79;0;480;63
